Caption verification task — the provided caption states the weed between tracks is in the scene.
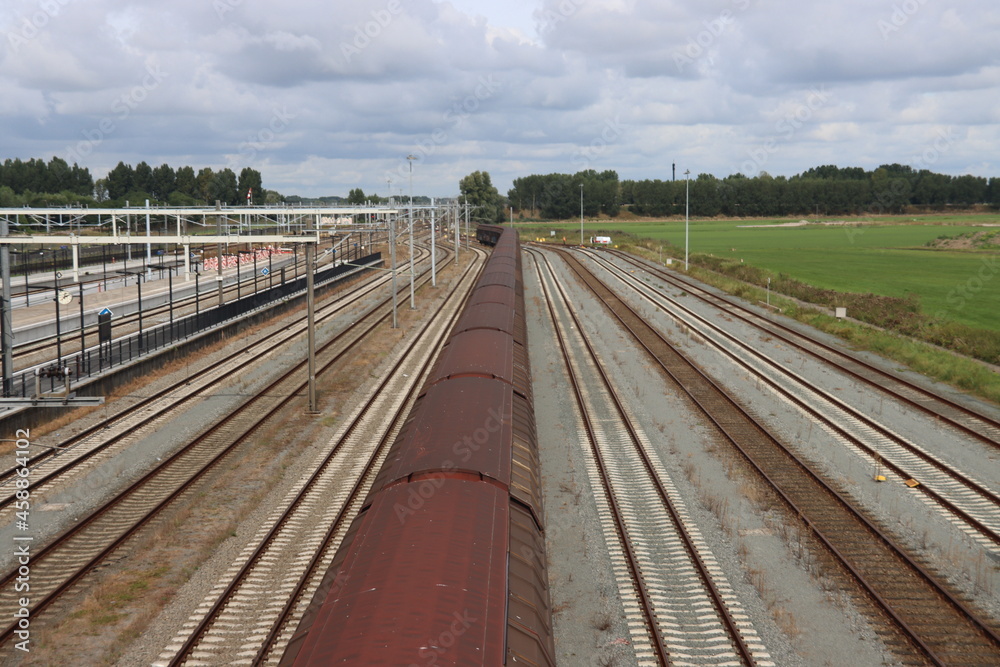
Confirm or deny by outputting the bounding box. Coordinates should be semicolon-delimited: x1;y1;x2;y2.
591;610;613;632
681;435;867;650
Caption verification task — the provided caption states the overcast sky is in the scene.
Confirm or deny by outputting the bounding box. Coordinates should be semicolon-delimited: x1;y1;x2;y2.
2;0;999;198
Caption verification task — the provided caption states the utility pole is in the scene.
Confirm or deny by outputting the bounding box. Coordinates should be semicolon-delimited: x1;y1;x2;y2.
216;202;224;306
145;199;152;281
685;169;691;271
0;217;12;396
390;215;398;329
454;205;460;266
407;155;417;309
305;241;317;413
430;198;436;287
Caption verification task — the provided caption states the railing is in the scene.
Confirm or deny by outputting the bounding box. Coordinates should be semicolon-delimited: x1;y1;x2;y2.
10;253;381;398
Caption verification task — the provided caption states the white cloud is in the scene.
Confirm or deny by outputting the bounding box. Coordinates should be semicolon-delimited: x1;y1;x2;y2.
0;0;998;197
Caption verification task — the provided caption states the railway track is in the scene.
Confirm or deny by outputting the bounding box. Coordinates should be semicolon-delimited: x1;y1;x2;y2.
528;248;770;667
0;243;458;657
155;248;484;665
606;248;1000;447
548;246;1000;666
0;248;433;519
579;248;1000;553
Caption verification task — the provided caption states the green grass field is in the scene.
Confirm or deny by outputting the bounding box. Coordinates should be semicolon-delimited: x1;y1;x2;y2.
518;216;1000;331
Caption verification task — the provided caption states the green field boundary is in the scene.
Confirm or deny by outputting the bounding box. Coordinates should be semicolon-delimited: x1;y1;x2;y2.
517;223;1000;406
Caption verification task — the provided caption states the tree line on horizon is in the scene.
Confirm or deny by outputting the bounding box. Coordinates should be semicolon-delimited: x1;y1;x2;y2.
0;157;278;208
5;157;1000;218
509;164;1000;219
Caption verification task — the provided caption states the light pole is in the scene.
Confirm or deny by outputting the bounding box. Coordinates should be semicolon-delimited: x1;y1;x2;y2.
389;215;398;329
407;154;417;309
579;183;584;245
430;197;436;287
145;200;152;282
684;169;690;270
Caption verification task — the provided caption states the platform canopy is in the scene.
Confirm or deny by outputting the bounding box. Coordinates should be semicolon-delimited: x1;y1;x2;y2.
0;205;402;241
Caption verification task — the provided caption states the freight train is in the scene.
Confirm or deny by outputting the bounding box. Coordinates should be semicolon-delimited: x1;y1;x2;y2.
281;224;555;665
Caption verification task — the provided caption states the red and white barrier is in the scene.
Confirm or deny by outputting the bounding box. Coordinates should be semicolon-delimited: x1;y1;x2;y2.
202;246;290;271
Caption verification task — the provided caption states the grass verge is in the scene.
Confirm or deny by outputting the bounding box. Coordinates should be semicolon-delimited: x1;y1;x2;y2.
612;235;1000;406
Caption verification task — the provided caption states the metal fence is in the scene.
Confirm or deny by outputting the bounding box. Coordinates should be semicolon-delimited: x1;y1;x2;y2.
14;253;382;398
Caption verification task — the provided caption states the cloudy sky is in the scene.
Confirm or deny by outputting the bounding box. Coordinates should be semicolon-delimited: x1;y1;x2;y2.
2;0;999;198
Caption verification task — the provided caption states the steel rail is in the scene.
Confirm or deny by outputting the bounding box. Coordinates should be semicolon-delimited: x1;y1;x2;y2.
583;248;1000;547
170;248;482;665
555;246;1000;666
607;248;1000;448
529;249;672;665
530;248;757;666
0;245;444;505
0;245;451;651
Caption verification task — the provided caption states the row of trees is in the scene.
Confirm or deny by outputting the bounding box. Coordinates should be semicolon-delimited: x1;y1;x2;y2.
337;188;433;206
508;170;621;219
0;157;277;207
0;157;95;206
99;162;272;206
508;164;1000;219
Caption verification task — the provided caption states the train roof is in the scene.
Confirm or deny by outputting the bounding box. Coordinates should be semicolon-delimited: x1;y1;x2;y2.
288;480;509;664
